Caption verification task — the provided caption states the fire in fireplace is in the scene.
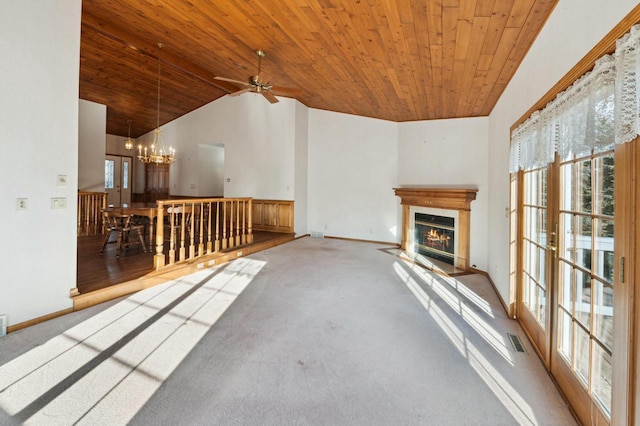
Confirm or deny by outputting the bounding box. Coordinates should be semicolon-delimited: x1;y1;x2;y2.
414;213;455;265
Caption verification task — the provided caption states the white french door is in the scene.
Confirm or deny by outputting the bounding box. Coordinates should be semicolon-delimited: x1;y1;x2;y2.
105;155;132;206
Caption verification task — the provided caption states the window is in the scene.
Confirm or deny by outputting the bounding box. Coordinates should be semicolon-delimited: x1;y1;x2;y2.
105;160;115;189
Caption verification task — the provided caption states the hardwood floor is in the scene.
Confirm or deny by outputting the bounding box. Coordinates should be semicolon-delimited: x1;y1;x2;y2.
76;231;293;295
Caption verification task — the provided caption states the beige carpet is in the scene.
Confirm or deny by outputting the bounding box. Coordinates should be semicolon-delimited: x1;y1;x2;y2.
0;237;576;425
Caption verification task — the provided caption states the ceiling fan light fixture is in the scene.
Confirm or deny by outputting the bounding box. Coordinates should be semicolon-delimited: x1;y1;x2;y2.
214;49;298;105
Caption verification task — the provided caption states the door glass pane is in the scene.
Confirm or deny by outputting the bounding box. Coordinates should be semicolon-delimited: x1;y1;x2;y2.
527;276;536;313
524;274;531;308
538;208;547;245
576;215;592;270
574;324;590;386
559;260;572;310
576;159;592;213
575;269;591;330
528;242;538;277
594;279;613;350
537;246;546;285
559;212;574;262
561;163;574;211
105;160;114;189
123;160;129;190
537;285;546;325
593;343;612;416
594;218;614;283
594;154;614;216
559;309;572;361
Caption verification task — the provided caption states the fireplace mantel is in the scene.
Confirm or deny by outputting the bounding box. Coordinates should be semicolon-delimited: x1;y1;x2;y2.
394;187;477;271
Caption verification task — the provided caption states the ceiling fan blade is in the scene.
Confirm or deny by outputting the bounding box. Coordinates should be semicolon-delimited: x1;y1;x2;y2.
215;76;252;86
262;90;279;104
271;86;302;96
230;88;253;97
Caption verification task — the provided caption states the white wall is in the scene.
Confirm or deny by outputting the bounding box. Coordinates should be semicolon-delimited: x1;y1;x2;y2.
137;94;298;200
308;109;398;242
398;117;490;271
198;144;224;197
0;0;82;326
78;100;106;192
487;0;639;305
294;102;309;236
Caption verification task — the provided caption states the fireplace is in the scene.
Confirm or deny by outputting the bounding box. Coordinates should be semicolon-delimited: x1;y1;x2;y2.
394;187;477;271
414;213;455;265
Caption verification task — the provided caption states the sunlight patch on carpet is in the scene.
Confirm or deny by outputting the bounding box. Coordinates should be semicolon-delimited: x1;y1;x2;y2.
394;261;537;426
0;257;265;425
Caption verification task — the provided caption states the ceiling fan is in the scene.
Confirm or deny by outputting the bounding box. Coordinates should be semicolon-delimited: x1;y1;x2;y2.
214;50;299;104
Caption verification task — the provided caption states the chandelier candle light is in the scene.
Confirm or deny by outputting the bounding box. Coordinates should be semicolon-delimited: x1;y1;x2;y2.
138;43;175;164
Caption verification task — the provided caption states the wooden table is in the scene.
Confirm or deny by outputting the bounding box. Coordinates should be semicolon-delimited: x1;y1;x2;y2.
110;203;158;250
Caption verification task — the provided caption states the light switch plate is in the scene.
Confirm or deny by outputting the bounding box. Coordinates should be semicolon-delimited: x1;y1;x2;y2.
57;175;68;187
51;197;67;209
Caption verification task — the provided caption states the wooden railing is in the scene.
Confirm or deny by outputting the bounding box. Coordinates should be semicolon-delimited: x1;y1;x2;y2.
77;191;107;236
154;198;253;270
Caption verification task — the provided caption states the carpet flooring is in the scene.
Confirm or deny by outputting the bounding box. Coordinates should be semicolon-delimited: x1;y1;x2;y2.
0;237;576;425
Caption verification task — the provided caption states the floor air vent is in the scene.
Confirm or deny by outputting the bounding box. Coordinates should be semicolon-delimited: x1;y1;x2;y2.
310;231;324;238
507;333;526;353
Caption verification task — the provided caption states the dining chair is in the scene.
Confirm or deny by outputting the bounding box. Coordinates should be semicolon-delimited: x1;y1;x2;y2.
100;210;147;257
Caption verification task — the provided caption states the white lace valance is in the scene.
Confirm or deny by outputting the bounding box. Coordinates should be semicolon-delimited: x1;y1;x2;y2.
615;24;640;145
510;23;640;172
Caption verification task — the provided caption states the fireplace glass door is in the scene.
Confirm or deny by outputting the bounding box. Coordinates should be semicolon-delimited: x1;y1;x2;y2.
414;213;455;265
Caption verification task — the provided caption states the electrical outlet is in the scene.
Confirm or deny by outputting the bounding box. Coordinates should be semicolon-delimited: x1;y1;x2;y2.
16;198;28;211
51;197;67;209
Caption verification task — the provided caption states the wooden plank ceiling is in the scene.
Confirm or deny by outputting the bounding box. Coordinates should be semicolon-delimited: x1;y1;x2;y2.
80;0;558;138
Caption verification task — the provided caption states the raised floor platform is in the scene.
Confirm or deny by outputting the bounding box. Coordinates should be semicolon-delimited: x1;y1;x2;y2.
75;231;295;310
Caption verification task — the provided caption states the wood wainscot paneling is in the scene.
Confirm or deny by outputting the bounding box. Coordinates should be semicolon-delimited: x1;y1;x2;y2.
394;187;477;271
252;199;294;233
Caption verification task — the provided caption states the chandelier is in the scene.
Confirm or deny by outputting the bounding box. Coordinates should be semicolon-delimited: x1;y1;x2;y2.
138;43;175;164
124;120;134;150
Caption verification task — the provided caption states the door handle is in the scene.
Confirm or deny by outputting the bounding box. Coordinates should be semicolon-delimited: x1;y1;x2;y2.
546;223;558;252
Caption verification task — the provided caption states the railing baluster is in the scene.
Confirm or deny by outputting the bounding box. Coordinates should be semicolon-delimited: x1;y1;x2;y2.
154;202;165;269
228;200;234;249
168;203;176;265
248;199;253;243
215;201;220;252
207;201;213;253
235;200;240;246
222;200;228;249
241;200;247;245
189;201;196;260
198;202;205;257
